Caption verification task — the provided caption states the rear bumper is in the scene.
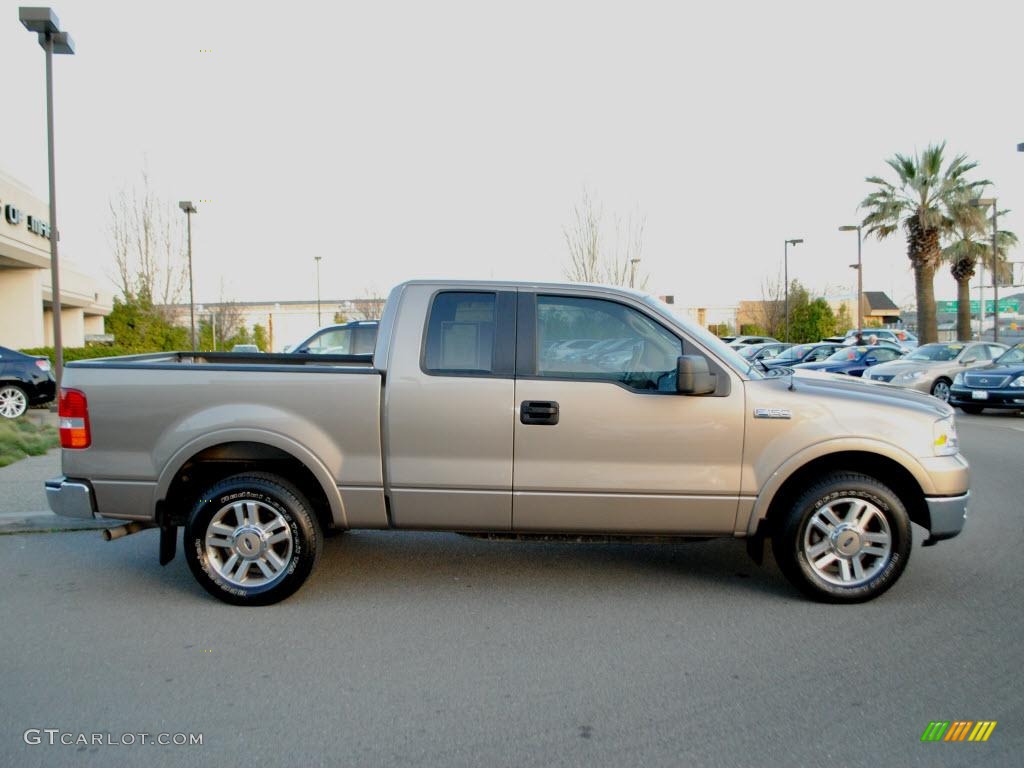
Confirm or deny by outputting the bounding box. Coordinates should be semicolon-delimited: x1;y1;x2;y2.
922;492;968;545
45;476;96;519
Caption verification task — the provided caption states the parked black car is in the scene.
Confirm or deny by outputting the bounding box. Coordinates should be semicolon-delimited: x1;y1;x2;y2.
0;346;56;419
286;320;379;355
949;342;1024;414
761;342;845;370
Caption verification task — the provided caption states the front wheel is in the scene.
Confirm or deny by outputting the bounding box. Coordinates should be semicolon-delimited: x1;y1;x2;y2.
771;472;911;603
930;378;951;402
185;472;322;605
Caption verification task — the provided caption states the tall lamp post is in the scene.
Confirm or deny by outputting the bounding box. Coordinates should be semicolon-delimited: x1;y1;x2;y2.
19;7;74;389
839;225;863;331
783;238;803;342
971;197;999;343
178;201;198;351
314;256;323;325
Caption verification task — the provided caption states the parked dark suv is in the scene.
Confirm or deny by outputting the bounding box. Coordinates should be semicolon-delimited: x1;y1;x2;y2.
0;346;56;419
949;341;1024;414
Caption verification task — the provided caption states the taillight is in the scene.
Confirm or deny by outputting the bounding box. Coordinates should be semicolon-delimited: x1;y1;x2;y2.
59;388;91;449
35;358;51;372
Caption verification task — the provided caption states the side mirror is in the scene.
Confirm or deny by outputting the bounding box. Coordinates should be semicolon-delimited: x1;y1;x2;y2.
676;355;716;395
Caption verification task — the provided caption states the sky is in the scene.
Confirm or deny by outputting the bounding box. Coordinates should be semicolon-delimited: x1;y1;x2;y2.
2;0;1023;310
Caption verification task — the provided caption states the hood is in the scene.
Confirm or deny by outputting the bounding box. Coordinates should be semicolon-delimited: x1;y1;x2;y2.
968;361;1024;375
790;368;952;417
867;359;934;376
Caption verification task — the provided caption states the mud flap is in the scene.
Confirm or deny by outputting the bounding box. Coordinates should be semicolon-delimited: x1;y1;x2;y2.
159;524;177;566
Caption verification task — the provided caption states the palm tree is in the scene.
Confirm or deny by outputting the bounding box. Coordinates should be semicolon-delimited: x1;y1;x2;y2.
860;143;987;343
942;195;1018;340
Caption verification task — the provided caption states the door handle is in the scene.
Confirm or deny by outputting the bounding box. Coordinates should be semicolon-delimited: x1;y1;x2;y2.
520;400;559;425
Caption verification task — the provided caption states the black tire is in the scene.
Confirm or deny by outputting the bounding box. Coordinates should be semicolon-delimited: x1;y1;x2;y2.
184;472;322;606
771;472;911;603
958;405;984;415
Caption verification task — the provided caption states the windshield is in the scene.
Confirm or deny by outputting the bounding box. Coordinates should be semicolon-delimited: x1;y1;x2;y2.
996;343;1024;365
642;295;762;378
774;343;813;362
907;343;964;362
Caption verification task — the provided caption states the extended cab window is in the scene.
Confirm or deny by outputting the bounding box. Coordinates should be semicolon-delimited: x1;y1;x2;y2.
424;292;497;374
536;296;682;391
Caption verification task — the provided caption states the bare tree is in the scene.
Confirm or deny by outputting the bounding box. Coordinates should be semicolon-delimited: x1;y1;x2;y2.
755;273;787;337
109;171;187;314
352;286;387;320
563;190;647;288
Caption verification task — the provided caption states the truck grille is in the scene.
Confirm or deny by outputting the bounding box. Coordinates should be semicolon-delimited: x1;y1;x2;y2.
964;374;1011;389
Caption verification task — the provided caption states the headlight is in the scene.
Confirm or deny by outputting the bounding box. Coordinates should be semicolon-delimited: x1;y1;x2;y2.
901;370;925;381
953;372;964;385
933;417;959;457
1009;375;1024;389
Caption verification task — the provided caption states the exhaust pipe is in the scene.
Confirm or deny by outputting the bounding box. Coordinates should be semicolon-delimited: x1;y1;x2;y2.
102;522;154;541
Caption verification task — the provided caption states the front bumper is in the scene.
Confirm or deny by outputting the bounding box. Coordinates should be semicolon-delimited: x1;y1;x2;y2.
922;492;968;545
45;476;96;519
949;386;1024;410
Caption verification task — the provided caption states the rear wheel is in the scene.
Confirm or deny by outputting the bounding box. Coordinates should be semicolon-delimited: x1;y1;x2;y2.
0;385;28;419
772;472;911;602
958;405;984;415
184;472;322;605
930;378;951;402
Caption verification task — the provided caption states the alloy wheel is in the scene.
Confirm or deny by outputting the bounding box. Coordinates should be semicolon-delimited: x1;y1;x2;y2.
802;497;892;587
203;499;294;588
0;387;28;419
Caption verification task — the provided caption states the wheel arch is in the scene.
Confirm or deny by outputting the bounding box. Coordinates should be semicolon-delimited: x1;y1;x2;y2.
155;429;345;531
748;448;932;537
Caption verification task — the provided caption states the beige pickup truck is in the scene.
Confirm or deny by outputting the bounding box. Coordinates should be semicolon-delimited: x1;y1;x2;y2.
46;281;968;605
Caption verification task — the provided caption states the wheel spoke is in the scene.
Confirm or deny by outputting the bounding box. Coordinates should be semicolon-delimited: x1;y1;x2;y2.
233;502;246;527
206;535;233;549
209;521;235;538
852;555;866;581
844;501;866;524
862;545;888;557
256;559;276;579
810;516;834;536
222;553;239;575
233;559;250;583
806;539;831;558
266;550;286;572
862;531;890;546
813;552;838;571
820;507;842;528
854;506;877;531
267;531;290;546
838;558;852;582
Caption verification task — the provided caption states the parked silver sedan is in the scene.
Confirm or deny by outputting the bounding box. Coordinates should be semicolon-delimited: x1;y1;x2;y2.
863;341;1007;401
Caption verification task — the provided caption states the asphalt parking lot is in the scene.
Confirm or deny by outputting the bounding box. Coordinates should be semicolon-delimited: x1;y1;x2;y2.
1;412;1021;768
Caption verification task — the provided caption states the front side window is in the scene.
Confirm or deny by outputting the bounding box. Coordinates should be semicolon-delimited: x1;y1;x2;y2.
536;296;682;391
424;292;497;374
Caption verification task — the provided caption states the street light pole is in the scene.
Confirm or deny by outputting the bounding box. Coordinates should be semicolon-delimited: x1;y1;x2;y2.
20;7;74;390
629;257;640;289
315;256;322;325
178;201;198;351
839;225;863;330
783;238;803;342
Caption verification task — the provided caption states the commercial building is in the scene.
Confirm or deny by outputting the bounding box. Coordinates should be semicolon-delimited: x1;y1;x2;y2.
0;169;112;349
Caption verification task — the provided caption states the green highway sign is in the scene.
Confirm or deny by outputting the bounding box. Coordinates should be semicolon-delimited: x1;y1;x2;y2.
936;298;1020;313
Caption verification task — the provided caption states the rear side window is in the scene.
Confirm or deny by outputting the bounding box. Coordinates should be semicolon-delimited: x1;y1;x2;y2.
424;292;497;374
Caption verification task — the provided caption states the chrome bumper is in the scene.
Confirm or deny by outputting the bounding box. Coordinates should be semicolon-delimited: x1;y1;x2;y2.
45;476;96;519
922;491;968;545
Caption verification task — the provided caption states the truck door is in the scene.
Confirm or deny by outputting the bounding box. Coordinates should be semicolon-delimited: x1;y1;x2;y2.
512;291;745;534
383;286;517;530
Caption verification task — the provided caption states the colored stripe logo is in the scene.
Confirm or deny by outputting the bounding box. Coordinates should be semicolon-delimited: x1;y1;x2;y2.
921;721;996;742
